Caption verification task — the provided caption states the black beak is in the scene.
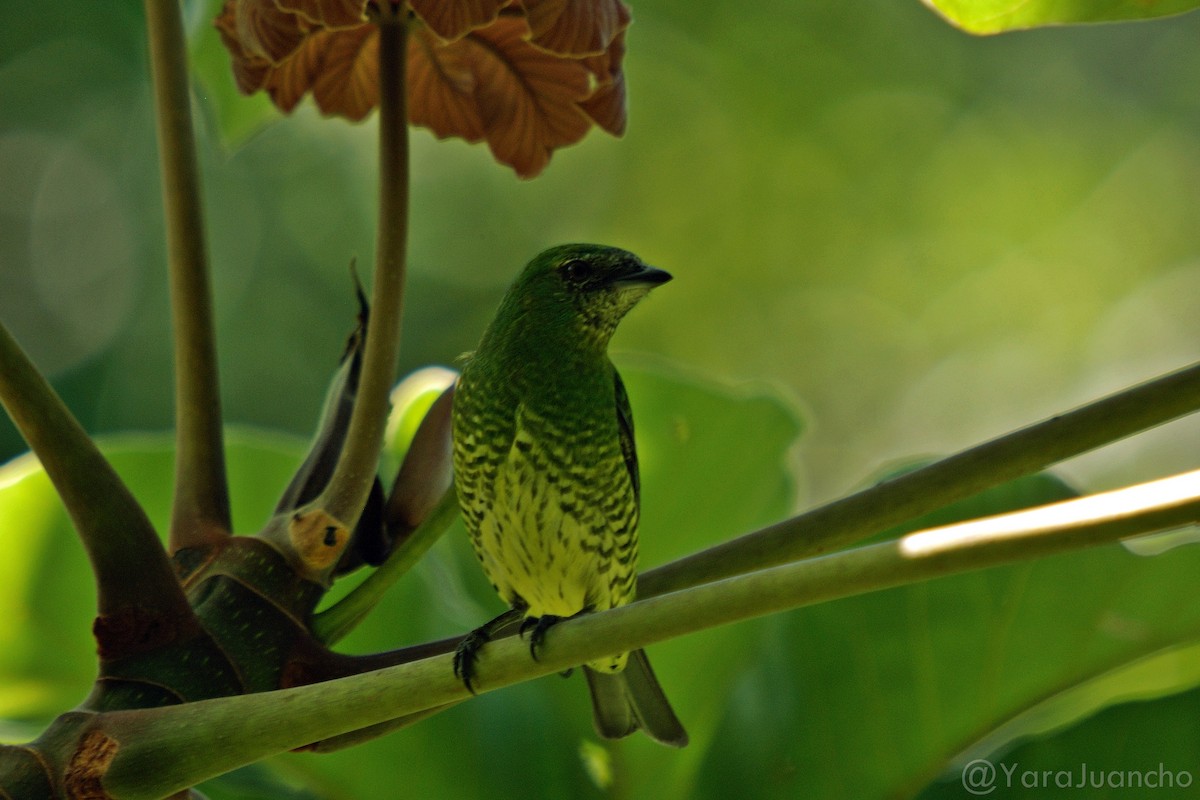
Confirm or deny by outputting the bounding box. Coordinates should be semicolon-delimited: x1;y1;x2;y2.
614;265;673;289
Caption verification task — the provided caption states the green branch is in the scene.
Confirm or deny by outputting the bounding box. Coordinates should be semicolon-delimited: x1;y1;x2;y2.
97;468;1200;797
142;0;230;550
317;9;411;541
313;487;459;644
315;381;457;644
641;360;1200;596
0;323;192;622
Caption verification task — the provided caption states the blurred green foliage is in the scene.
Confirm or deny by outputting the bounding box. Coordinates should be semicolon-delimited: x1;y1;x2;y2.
918;642;1200;798
3;0;1199;499
3;0;1200;798
926;0;1200;35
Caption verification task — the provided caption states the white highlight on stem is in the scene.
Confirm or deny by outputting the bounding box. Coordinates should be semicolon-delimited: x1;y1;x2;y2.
899;468;1200;558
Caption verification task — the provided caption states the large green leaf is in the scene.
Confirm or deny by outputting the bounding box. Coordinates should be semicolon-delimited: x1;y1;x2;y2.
924;0;1200;34
918;643;1200;798
0;431;306;721
690;470;1200;798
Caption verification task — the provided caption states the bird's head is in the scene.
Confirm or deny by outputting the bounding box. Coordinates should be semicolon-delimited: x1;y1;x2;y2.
505;243;672;346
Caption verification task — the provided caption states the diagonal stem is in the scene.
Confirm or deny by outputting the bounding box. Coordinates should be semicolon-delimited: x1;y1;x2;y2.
143;0;231;550
0;322;192;621
317;8;410;540
640;360;1200;597
312;487;459;644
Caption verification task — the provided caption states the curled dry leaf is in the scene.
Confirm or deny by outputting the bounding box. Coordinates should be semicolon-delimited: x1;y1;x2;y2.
311;24;380;120
579;22;627;134
408;25;487;142
278;0;367;28
263;27;330;113
215;0;633;177
415;16;593;178
218;2;380;119
523;0;625;56
408;0;508;41
216;2;270;94
234;0;310;63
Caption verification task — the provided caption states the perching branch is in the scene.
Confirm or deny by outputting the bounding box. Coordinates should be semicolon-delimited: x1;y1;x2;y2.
143;0;231;550
0;322;192;623
317;9;411;541
96;468;1200;798
641;360;1200;597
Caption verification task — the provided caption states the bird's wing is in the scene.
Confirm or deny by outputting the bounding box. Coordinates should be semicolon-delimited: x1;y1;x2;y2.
613;369;640;505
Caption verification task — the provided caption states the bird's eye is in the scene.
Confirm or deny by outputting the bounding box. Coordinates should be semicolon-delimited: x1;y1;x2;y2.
561;259;595;284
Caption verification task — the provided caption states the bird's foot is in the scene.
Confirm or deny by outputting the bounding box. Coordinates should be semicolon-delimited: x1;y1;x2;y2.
519;614;567;662
452;628;490;695
454;609;522;694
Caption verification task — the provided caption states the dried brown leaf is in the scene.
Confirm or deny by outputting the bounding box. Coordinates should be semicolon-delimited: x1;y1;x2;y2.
234;0;310;63
522;0;629;56
263;27;330;113
466;16;593;176
310;25;380;121
215;0;626;176
408;15;593;176
579;25;627;135
240;26;379;120
278;0;367;28
408;26;486;142
408;0;509;42
215;0;271;93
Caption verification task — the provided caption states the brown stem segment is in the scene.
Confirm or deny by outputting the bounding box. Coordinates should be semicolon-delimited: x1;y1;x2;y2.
317;9;410;544
143;0;231;550
0;322;192;623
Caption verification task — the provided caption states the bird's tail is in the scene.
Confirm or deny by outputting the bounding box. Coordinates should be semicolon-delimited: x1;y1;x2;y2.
583;649;688;747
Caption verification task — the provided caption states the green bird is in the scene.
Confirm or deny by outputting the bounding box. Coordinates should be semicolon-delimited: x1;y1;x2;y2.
451;243;687;747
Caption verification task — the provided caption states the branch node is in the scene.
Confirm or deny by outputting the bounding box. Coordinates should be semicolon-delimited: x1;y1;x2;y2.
289;509;352;572
65;729;119;800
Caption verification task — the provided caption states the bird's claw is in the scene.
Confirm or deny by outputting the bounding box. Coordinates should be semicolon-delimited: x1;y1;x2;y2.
453;628;491;694
454;609;524;693
519;614;565;662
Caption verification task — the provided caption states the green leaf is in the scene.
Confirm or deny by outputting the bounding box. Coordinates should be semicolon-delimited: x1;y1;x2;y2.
198;763;324;800
0;431;305;722
620;361;804;566
923;0;1200;35
689;469;1200;798
917;643;1200;798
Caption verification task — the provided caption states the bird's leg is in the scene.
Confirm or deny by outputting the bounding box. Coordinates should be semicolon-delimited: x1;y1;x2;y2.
519;614;565;662
453;607;523;694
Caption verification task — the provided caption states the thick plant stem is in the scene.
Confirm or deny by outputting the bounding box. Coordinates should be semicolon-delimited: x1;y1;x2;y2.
98;469;1200;798
0;323;193;621
641;361;1200;597
318;9;410;537
143;0;230;550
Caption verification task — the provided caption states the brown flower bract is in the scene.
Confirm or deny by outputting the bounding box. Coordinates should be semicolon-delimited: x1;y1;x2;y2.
215;0;631;177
